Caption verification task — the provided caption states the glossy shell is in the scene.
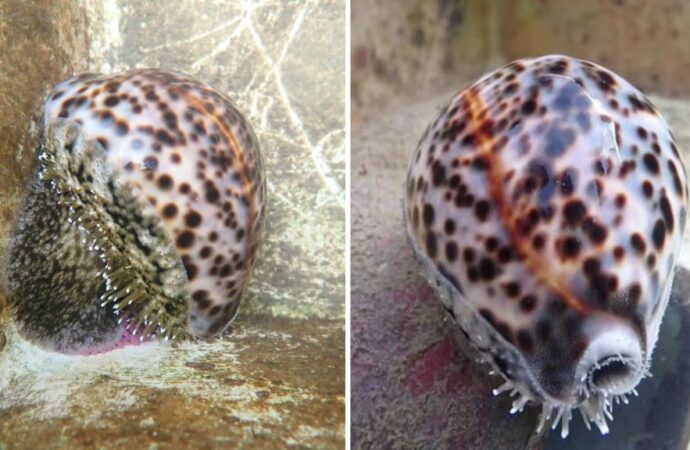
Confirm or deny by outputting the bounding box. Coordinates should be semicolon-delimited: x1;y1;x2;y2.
5;69;265;353
404;55;688;436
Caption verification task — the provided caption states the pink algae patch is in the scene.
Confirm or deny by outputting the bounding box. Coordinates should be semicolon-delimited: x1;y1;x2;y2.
402;335;473;397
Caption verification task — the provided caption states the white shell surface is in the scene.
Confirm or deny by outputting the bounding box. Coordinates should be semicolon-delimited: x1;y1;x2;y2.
44;69;266;337
404;55;688;434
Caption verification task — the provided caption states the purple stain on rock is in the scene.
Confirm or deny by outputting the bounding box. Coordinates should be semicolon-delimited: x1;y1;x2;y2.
402;335;474;396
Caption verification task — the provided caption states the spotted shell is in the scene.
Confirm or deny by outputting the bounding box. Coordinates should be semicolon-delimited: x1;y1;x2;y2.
403;55;688;437
4;69;265;353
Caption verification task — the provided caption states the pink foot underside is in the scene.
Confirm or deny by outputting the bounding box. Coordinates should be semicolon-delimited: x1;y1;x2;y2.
77;323;151;356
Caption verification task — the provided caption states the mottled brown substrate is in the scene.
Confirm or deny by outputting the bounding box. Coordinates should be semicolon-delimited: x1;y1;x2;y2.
0;315;344;449
0;0;88;264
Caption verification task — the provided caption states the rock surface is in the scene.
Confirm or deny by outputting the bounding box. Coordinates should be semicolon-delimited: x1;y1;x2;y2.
0;0;88;264
0;316;344;449
352;0;690;120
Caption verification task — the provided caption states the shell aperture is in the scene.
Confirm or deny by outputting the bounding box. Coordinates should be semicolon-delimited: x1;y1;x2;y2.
4;69;265;354
403;55;688;437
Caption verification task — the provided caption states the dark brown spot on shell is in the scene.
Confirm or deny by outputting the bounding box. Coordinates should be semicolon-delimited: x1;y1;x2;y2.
162;203;178;219
104;95;119;107
157;174;173;190
561;236;581;258
643;153;660;175
652;219;666;249
185;210;202;228
630;233;646;254
478;257;497;281
177;231;195;248
182;255;198;281
520;295;536;313
563;199;586;225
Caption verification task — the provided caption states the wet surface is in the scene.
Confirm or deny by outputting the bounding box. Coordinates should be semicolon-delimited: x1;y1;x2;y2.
351;89;690;449
0;314;344;449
